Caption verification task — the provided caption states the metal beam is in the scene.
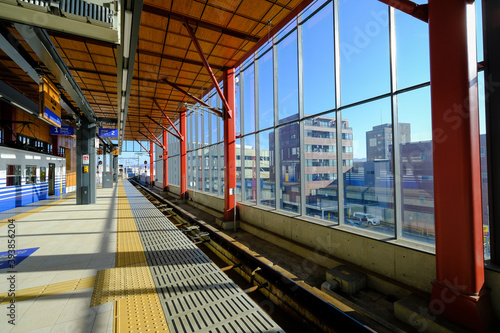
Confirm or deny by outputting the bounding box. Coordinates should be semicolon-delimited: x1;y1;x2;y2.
428;0;492;330
233;0;315;69
163;129;168;191
159;78;223;117
152;99;184;140
377;0;428;22
135;139;151;155
59;95;80;121
179;110;187;200
141;123;165;150
0;2;118;44
118;0;144;151
183;18;232;119
0;25;39;82
145;115;181;140
137;48;225;71
0;80;38;115
15;24;95;123
223;68;236;220
142;4;259;42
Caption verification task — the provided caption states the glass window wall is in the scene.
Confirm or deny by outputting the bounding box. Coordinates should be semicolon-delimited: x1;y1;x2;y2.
342;98;394;235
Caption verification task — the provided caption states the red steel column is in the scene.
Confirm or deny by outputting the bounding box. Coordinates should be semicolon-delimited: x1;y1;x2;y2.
223;68;236;220
150;141;154;185
163;129;168;191
429;0;492;330
180;111;187;199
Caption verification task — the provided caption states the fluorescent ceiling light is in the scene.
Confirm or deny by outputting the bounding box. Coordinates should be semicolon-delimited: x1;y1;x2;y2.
122;69;128;91
25;155;33;159
123;11;132;58
1;154;16;159
121;95;126;107
34;156;41;160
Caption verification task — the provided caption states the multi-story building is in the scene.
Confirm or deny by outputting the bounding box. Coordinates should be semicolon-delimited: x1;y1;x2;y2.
303;116;353;196
366;123;411;161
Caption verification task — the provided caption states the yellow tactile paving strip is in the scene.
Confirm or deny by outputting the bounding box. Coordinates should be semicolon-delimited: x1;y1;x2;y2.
0;194;76;228
111;180;169;333
0;276;95;304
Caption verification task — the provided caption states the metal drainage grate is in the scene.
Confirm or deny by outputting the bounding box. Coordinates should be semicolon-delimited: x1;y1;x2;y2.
123;181;284;333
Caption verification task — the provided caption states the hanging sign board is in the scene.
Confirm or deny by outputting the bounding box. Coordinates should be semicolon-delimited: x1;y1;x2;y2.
99;128;118;138
50;125;74;136
39;77;61;127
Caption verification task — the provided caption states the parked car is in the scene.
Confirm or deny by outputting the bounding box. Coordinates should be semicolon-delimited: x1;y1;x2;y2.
353;212;381;226
345;215;369;227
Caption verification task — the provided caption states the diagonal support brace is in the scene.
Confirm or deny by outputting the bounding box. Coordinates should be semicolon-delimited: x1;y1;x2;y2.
183;18;232;119
135;139;151;156
152;99;184;140
377;0;428;22
141;123;165;150
146;115;181;140
159;79;223;118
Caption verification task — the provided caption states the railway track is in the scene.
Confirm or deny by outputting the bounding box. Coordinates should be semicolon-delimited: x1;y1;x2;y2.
129;179;378;333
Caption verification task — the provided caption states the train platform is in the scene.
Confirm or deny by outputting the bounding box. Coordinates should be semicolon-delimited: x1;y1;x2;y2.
0;180;284;333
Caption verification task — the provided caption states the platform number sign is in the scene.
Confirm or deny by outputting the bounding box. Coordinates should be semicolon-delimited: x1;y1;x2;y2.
83;154;90;165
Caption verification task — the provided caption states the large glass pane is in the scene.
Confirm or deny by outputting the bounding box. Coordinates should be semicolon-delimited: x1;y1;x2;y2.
342;98;394;235
304;113;338;222
243;135;256;203
197;147;202;191
211;106;218;145
476;0;483;63
398;87;434;244
278;30;299;124
258;49;274;130
303;2;335;115
235;74;241;137
211;145;218;194
259;129;275;208
278;123;300;213
339;0;390;105
219;143;225;195
479;72;489;260
243;64;255;134
396;10;430;89
204;112;209;146
236;138;242;199
204;147;210;192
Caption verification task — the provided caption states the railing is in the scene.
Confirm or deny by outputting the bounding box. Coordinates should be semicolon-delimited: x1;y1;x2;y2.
19;0;113;25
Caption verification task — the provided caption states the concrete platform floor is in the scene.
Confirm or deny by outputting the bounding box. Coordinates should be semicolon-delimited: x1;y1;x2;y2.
0;186;118;332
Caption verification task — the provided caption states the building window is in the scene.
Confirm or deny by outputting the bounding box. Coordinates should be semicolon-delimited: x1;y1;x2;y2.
7;165;21;186
25;166;37;184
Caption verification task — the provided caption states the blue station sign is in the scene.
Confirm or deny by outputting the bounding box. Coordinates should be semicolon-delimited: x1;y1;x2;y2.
50;125;74;136
99;128;118;138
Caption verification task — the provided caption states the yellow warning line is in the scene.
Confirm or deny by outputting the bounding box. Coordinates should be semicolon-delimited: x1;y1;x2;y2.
0;194;76;228
0;276;95;305
113;180;170;333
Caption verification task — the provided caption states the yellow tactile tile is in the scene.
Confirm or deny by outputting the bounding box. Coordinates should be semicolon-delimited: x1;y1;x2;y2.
41;279;79;296
0;195;76;228
0;275;95;305
75;276;96;290
111;180;169;333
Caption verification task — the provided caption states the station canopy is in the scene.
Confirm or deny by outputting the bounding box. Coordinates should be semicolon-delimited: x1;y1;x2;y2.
0;0;309;144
